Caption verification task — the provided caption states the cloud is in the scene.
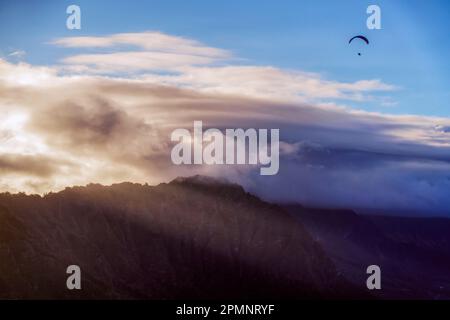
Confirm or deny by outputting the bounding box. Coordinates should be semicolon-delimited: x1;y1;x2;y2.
52;31;231;74
140;66;396;102
51;31;395;103
244;155;450;215
0;154;71;178
61;51;223;74
51;31;230;58
8;50;26;59
0;30;449;214
435;125;450;133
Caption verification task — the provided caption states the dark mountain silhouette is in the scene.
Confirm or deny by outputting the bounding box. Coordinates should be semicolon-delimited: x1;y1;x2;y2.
0;175;363;299
285;205;450;299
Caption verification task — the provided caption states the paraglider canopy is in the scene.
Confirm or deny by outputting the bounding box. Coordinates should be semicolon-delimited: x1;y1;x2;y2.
349;35;369;45
349;35;369;56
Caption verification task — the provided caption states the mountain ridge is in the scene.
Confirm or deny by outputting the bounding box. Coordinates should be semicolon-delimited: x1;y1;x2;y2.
0;175;364;299
3;175;448;299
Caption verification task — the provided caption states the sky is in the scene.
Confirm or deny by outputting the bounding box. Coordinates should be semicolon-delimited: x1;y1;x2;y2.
0;0;449;215
1;0;449;115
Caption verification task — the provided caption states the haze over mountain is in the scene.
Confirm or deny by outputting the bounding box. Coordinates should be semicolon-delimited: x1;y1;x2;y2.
285;205;450;299
1;175;449;299
0;175;360;299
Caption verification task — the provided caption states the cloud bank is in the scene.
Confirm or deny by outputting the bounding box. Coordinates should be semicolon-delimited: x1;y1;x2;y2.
1;31;450;215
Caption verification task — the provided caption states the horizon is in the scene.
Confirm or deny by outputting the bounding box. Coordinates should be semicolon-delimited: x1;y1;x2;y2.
0;174;448;218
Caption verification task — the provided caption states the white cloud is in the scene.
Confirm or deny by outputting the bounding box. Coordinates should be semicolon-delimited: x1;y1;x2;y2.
8;50;26;59
61;51;223;73
140;66;396;102
0;60;57;86
51;31;395;103
51;31;230;58
52;31;230;73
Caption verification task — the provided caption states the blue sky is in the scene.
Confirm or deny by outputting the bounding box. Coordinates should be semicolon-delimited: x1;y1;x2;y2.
0;0;449;116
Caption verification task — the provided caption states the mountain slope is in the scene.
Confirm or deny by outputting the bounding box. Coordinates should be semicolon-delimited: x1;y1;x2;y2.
285;205;450;299
0;176;362;299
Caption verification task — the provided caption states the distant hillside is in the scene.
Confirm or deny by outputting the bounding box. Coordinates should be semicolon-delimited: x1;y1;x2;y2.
0;175;362;299
285;205;450;299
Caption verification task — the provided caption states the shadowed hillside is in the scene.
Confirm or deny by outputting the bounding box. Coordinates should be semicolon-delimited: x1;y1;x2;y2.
0;175;362;299
285;205;450;299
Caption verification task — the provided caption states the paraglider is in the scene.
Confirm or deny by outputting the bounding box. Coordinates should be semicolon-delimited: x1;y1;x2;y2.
349;35;369;56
